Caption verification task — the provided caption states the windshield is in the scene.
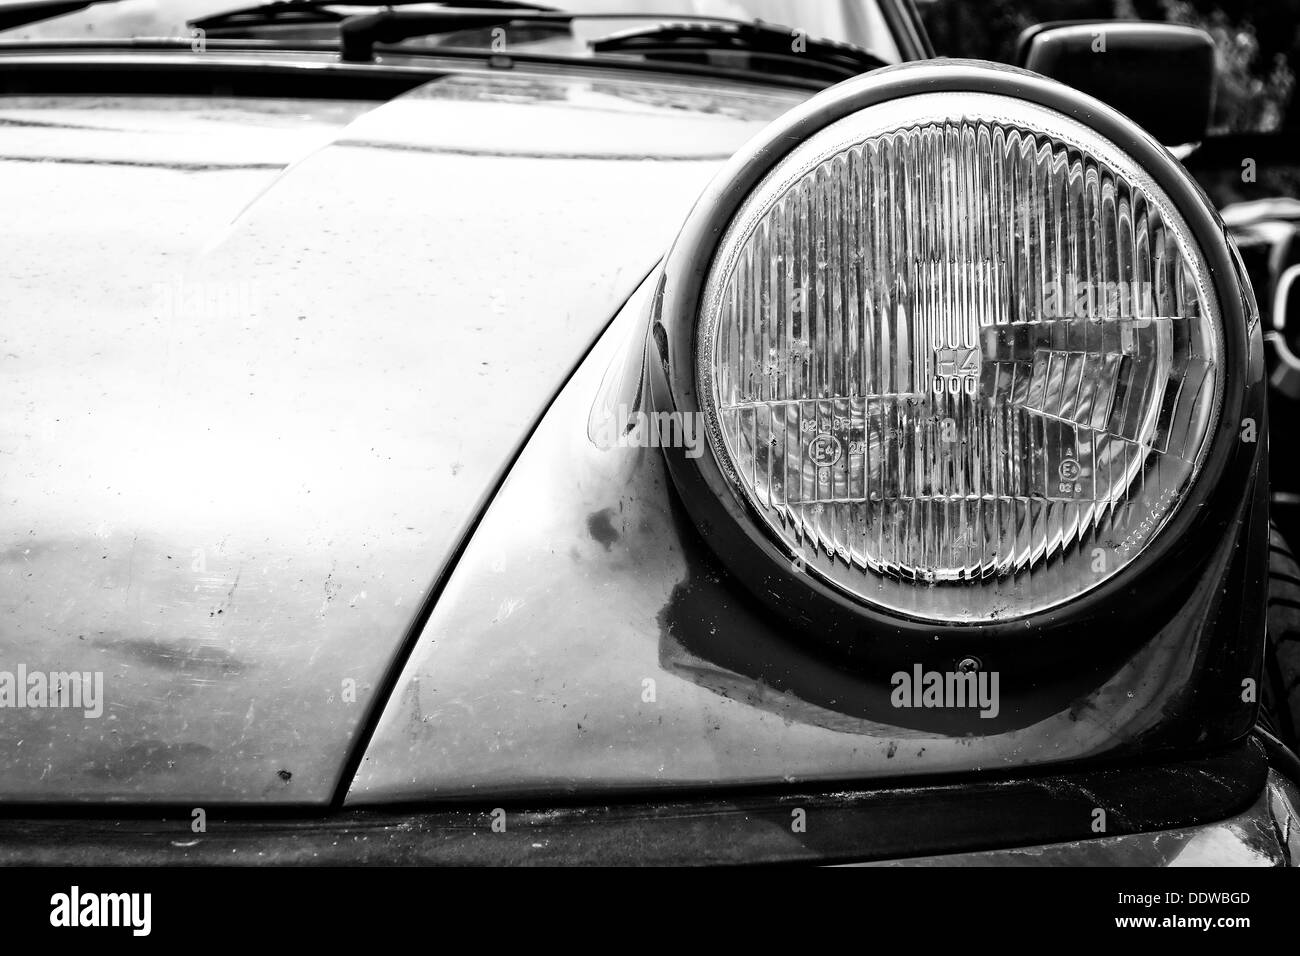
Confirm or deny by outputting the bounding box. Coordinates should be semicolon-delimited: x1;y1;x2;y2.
3;0;902;61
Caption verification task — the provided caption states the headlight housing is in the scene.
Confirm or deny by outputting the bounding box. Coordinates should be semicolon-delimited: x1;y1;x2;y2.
653;62;1251;638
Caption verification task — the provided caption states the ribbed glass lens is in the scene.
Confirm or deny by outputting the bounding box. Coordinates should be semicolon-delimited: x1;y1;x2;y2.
698;93;1223;622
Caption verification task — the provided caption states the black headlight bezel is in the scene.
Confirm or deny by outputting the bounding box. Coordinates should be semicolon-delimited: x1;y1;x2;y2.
649;59;1261;671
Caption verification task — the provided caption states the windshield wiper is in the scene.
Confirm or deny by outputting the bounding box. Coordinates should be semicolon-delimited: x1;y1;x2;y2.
191;3;885;81
335;8;883;78
0;0;119;32
590;20;885;79
192;0;558;36
338;8;579;61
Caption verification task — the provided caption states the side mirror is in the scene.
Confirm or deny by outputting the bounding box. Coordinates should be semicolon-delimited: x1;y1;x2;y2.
1016;21;1215;145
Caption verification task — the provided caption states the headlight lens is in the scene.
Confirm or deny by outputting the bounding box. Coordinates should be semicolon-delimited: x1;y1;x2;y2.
698;92;1223;623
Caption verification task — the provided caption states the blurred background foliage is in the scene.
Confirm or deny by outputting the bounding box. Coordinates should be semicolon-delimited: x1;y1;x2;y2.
916;0;1299;133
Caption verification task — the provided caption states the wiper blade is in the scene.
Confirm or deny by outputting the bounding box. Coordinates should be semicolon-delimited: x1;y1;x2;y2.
339;7;573;61
195;3;884;81
192;0;558;37
590;21;885;79
334;8;879;78
0;0;120;32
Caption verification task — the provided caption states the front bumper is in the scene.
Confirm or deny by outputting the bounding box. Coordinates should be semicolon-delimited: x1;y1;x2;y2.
860;770;1300;866
0;739;1295;865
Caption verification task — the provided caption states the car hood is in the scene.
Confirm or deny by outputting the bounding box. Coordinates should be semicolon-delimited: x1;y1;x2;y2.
0;68;805;803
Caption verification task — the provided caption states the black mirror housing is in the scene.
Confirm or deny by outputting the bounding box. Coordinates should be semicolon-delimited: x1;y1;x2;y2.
1017;21;1215;145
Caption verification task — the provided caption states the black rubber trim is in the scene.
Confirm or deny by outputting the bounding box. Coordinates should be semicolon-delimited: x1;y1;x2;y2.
0;739;1268;865
0;41;831;96
0;49;441;99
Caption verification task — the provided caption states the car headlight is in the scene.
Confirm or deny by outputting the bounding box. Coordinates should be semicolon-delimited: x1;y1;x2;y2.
654;62;1251;633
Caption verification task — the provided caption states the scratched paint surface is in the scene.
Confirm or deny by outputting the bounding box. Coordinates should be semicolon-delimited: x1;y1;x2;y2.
0;73;803;802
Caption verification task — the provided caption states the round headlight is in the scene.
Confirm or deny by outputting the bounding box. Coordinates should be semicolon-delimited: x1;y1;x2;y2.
695;90;1223;623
